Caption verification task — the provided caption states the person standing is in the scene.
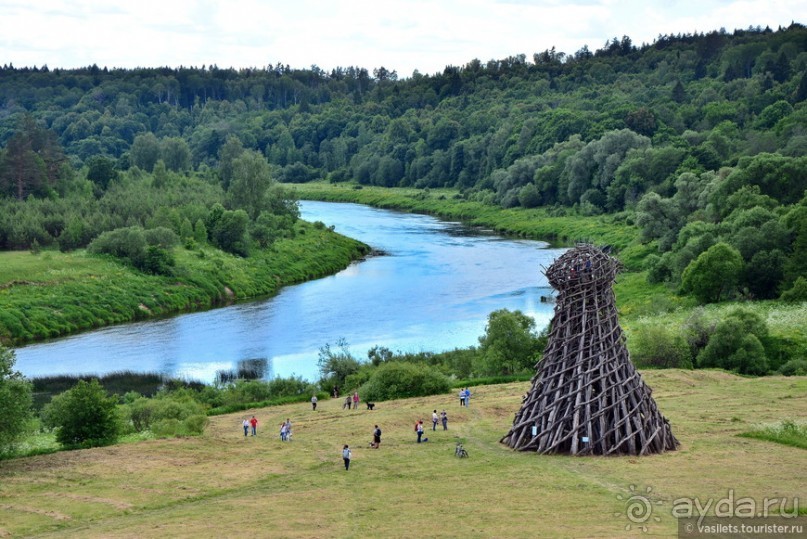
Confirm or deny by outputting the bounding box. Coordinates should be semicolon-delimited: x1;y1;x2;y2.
342;445;352;470
459;388;466;407
416;420;424;443
440;410;448;431
249;415;258;436
372;425;382;449
352;391;360;410
464;388;471;408
242;418;249;437
280;421;288;441
344;395;352;410
285;418;293;441
311;394;318;411
432;410;439;431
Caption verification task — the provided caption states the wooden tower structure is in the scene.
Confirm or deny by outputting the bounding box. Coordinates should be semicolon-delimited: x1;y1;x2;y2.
501;244;678;456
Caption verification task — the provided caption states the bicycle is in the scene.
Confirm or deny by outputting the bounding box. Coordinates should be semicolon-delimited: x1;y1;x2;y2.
455;442;469;458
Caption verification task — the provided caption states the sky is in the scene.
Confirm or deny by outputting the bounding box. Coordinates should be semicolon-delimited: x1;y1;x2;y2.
0;0;803;77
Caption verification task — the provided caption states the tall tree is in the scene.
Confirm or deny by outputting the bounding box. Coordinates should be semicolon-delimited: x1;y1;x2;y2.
227;150;273;219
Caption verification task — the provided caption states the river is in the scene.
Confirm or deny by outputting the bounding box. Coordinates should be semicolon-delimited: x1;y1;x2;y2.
14;201;565;383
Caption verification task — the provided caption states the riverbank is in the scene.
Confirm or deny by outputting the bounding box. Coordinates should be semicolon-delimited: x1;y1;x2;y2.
0;221;370;346
288;182;685;314
288;182;643;255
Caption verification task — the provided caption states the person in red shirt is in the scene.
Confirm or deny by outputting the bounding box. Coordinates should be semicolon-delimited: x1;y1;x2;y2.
352;391;360;410
249;415;258;436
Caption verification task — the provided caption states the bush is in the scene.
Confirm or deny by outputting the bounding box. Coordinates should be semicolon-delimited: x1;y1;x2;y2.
780;276;807;302
697;309;770;375
88;226;147;264
630;325;693;369
359;362;451;401
122;392;208;436
0;346;33;455
43;379;120;448
779;359;807;376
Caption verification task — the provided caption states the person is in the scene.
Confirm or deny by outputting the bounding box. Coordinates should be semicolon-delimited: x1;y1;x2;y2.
344;395;352;410
415;420;425;443
342;444;352;470
459;388;466;407
242;418;249;437
285;418;293;441
333;385;340;399
280;420;288;441
464;388;471;408
311;394;318;411
440;410;448;431
371;425;381;449
432;410;439;431
249;415;258;436
352;391;360;410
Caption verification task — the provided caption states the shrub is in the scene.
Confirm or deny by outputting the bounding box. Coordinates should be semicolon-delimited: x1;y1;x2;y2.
630;325;693;369
780;276;807;302
359;362;451;401
88;226;147;265
122;393;207;434
779;359;807;376
144;226;179;248
43;379;120;448
697;309;771;375
0;346;33;455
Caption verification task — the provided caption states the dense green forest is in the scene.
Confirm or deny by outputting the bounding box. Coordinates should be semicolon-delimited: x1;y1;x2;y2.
1;24;806;304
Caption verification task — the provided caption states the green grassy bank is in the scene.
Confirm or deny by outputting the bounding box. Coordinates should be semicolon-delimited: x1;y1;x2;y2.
0;371;804;538
291;182;642;253
0;222;370;345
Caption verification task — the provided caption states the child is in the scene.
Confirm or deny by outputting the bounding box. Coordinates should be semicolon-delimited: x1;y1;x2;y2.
342;445;352;470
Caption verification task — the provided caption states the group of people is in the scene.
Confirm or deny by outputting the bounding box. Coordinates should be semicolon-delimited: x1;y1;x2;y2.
279;418;292;441
431;409;449;431
342;391;361;410
242;415;258;436
458;387;471;407
243;388;471;471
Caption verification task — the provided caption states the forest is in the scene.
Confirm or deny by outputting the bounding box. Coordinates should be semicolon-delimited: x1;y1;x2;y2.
1;23;806;303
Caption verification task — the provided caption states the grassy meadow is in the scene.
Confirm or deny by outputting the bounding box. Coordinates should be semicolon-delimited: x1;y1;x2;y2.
1;370;804;538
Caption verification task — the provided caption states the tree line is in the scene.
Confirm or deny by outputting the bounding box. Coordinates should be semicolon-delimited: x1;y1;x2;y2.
1;23;805;297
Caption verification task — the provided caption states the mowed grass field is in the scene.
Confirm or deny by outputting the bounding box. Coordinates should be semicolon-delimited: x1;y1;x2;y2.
1;370;805;538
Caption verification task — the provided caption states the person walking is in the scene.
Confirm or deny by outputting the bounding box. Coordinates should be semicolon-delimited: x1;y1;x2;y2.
344;395;352;410
311;394;318;411
242;418;249;437
249;415;258;436
432;410;439;431
440;410;448;431
352;391;360;410
280;420;288;441
372;425;382;449
342;445;352;470
464;388;471;408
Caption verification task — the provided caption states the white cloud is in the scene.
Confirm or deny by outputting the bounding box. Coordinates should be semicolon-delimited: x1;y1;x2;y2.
0;0;802;75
